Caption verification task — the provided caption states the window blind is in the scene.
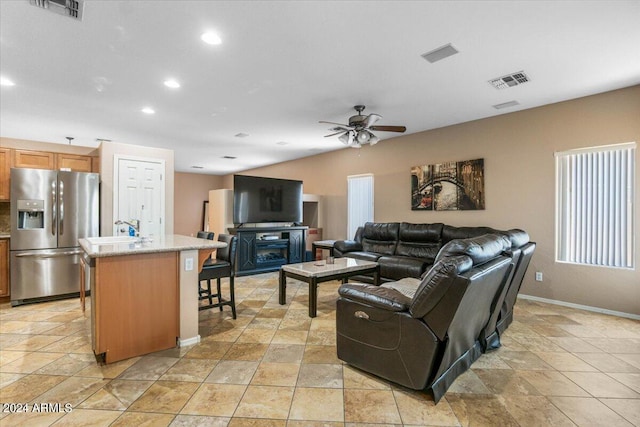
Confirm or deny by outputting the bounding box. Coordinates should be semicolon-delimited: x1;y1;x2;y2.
555;142;635;268
347;174;374;239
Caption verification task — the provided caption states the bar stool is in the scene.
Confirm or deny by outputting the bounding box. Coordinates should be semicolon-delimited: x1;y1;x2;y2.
198;234;237;318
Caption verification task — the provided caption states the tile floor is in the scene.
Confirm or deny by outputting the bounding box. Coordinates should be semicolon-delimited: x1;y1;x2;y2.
1;272;639;426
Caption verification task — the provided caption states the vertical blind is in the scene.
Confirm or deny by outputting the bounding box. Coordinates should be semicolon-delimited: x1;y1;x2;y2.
555;142;635;268
347;174;374;239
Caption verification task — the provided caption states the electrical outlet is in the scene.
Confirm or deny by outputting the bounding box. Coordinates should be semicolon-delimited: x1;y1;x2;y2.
535;271;543;282
185;257;194;271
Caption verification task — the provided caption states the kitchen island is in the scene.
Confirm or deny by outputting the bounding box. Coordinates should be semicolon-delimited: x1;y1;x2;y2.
79;234;226;363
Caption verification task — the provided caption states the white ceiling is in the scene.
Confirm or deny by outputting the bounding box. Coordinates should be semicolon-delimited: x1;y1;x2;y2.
1;1;639;174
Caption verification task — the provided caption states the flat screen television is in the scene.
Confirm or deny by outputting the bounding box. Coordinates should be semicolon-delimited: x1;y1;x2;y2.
233;175;303;225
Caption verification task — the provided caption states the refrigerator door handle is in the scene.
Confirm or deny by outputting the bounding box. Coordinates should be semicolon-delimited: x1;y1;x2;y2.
59;180;64;236
51;180;57;236
15;250;83;258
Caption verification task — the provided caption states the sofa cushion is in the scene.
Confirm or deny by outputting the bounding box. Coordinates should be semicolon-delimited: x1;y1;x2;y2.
409;255;473;319
395;222;443;264
436;234;511;266
381;277;421;299
361;222;400;255
378;255;428;280
502;229;530;248
343;251;382;263
442;225;498;244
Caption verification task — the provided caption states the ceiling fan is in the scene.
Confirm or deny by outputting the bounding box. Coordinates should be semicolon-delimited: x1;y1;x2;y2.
320;105;407;147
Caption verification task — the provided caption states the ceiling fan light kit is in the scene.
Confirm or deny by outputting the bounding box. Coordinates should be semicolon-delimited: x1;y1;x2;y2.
321;105;406;148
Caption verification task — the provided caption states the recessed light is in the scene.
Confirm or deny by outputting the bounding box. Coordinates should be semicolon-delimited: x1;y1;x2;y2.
276;141;289;146
190;165;204;169
201;31;222;45
0;76;15;86
234;133;249;138
164;79;180;89
141;107;155;114
222;156;237;159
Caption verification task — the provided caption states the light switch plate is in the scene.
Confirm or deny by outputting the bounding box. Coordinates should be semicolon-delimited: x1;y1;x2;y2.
185;257;194;271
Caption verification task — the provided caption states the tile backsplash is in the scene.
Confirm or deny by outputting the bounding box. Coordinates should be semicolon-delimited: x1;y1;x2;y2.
0;202;9;233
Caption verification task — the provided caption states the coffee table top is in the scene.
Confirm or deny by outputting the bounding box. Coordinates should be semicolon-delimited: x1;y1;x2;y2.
281;257;377;278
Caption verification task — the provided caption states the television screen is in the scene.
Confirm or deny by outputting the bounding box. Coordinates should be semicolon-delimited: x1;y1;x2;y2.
233;175;303;224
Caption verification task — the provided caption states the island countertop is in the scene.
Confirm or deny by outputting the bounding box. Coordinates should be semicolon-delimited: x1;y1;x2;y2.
79;234;226;258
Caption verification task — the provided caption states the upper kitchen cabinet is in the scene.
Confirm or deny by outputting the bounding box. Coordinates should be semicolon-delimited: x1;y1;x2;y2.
0;148;10;200
91;156;100;173
13;149;55;170
56;153;93;172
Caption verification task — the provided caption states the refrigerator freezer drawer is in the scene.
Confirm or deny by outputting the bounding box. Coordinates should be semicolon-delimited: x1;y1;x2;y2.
10;248;84;305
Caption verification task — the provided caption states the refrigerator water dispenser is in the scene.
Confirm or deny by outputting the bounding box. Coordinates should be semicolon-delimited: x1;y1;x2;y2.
17;199;45;230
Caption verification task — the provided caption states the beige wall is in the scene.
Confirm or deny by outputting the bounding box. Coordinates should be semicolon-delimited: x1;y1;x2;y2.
174;172;224;236
100;141;175;237
228;85;640;315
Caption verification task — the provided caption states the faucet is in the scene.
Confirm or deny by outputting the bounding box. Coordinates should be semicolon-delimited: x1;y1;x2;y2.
115;219;140;236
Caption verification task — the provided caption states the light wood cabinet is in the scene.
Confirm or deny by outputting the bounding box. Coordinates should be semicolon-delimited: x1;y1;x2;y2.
56;153;93;172
0;239;9;297
94;252;178;363
13;149;55;169
91;157;100;173
0;148;10;200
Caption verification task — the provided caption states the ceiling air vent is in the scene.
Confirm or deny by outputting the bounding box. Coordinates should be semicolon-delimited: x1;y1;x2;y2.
29;0;83;20
493;100;520;110
421;43;459;64
489;71;529;90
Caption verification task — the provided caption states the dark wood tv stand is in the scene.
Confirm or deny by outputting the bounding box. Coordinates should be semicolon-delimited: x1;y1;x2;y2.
229;226;307;276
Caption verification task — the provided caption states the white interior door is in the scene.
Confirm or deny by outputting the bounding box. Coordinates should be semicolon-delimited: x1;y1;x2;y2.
115;157;165;238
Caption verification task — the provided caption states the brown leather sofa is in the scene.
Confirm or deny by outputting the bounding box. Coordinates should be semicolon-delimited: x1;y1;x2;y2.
334;221;535;351
336;233;516;402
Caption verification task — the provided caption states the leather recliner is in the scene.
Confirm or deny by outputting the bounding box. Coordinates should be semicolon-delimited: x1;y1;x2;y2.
336;234;513;402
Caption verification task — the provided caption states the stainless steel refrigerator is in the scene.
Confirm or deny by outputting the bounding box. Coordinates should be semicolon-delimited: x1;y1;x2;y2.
10;168;99;306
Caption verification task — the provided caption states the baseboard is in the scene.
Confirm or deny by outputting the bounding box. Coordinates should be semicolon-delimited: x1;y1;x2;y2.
178;335;201;347
518;294;640;321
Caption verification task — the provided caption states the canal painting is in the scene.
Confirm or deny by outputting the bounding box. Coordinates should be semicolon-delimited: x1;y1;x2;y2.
411;158;485;211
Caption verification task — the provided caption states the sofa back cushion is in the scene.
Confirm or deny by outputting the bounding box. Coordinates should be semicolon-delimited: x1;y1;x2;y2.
436;233;511;266
409;255;473;325
395;222;443;263
361;222;400;255
442;225;499;244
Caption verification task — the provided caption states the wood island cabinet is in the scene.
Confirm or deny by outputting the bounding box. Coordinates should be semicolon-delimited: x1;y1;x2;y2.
13;149;55;169
0;148;10;200
93;252;179;363
0;239;9;297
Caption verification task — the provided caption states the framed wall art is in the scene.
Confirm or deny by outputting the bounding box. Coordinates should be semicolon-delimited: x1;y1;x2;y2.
411;158;485;211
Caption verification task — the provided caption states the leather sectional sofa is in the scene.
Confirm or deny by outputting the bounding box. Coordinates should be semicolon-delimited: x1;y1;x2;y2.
334;223;535;402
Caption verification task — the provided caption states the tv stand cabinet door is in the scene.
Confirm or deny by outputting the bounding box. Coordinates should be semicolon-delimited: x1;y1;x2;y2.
237;232;257;272
287;230;305;264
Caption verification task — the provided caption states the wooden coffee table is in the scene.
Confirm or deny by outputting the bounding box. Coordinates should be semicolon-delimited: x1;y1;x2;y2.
279;257;379;317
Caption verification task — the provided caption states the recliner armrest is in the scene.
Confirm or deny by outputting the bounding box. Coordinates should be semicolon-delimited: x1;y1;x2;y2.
334;239;363;254
338;283;411;312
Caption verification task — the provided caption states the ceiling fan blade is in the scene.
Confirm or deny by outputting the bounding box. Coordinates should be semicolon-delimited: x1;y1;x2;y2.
319;120;351;127
365;113;382;128
324;130;348;137
370;125;407;133
329;126;350;132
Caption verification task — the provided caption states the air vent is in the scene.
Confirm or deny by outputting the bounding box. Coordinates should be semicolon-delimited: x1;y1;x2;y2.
234;133;250;138
489;71;530;90
29;0;83;20
222;156;237;160
190;166;204;169
493;100;520;110
421;43;459;63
